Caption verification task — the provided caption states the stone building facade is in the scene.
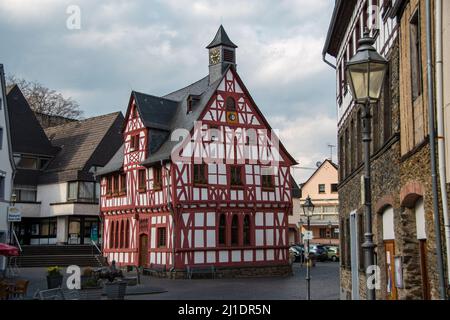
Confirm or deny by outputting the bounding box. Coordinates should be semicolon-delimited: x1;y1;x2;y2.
323;0;446;300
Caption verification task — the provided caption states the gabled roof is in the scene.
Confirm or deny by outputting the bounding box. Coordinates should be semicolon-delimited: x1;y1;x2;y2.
131;91;178;131
301;159;338;189
99;63;298;175
7;85;59;156
206;25;238;49
40;112;124;183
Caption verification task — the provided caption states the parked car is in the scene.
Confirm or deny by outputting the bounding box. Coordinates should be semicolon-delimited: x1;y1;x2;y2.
326;246;340;262
309;245;328;262
289;245;305;263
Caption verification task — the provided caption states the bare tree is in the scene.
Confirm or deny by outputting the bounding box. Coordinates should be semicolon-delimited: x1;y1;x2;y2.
6;75;84;119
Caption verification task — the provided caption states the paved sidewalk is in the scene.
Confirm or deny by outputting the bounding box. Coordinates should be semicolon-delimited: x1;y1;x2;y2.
9;262;339;300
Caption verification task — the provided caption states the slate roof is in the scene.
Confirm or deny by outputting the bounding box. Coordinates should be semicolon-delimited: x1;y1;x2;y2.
40;112;124;183
7;85;59;156
206;25;238;49
97;74;221;176
291;176;301;199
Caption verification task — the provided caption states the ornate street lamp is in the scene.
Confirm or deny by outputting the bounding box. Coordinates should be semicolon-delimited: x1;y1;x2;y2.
346;30;388;301
302;195;315;300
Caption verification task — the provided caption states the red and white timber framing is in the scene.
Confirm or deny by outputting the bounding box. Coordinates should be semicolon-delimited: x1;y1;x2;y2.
100;68;295;271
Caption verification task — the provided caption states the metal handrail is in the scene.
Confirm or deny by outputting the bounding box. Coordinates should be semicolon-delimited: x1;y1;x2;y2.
91;240;102;255
12;229;22;252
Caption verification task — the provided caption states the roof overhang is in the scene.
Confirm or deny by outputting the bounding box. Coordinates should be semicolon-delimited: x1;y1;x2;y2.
322;0;358;59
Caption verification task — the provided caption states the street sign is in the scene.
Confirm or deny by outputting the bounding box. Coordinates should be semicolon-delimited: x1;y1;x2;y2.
7;207;22;222
304;231;313;240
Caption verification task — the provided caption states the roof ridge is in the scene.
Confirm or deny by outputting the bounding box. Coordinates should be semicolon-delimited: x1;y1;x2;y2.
162;75;209;98
133;90;178;103
44;111;121;132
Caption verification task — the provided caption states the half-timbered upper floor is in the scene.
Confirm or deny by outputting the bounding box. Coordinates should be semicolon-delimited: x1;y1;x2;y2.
323;0;399;128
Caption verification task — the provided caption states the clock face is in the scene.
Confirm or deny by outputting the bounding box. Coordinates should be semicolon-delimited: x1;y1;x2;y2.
210;48;221;65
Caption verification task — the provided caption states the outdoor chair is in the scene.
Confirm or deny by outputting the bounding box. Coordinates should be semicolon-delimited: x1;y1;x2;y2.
0;282;10;300
9;279;29;300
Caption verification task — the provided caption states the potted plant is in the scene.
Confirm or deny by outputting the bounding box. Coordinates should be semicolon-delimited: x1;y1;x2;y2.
98;261;127;300
46;266;63;289
80;277;103;300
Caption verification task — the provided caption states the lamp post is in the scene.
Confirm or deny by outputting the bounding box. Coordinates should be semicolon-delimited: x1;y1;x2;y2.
346;30;388;301
302;195;315;300
9;193;17;245
297;218;304;245
327;221;332;245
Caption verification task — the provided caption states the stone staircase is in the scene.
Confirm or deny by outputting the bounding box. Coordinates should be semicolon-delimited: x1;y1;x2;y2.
12;245;107;268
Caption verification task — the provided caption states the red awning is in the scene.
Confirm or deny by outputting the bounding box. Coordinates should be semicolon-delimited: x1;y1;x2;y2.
0;243;19;257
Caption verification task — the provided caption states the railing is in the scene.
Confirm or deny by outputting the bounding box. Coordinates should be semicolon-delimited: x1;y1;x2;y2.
91;240;102;255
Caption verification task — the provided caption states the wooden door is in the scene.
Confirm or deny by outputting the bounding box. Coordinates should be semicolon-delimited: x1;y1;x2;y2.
419;240;431;300
139;234;149;267
384;241;397;300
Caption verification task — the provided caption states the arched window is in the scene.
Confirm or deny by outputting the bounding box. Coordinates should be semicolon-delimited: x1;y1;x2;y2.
219;214;226;245
231;215;239;246
226;97;236;111
243;215;251;246
109;221;115;249
114;221;119;249
120;220;125;248
125;220;130;248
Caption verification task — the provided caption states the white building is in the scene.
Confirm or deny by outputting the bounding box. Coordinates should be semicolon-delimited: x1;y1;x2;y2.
0;64;15;270
6;85;124;246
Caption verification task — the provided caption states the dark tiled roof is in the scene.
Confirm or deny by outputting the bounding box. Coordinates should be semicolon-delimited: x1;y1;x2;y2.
40;112;124;183
132;91;178;130
323;0;358;58
291;176;301;199
206;25;238;49
95;144;124;176
99;73;221;175
7;85;58;156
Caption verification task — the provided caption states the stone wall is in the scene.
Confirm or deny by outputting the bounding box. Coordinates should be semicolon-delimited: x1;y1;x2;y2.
143;264;293;280
338;40;402;300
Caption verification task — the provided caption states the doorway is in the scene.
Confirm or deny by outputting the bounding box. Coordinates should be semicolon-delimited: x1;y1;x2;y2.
139;234;149;267
384;240;397;300
382;206;397;300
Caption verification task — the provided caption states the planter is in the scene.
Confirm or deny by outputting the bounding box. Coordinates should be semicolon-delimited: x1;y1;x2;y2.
104;281;127;300
80;287;104;300
46;275;63;289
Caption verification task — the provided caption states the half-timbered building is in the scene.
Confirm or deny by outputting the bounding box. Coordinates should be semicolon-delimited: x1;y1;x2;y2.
98;26;297;277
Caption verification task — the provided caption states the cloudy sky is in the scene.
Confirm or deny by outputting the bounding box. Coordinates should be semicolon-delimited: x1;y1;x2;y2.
0;0;336;183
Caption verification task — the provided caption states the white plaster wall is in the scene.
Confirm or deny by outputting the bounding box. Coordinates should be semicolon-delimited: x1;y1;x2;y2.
0;70;13;234
37;183;67;217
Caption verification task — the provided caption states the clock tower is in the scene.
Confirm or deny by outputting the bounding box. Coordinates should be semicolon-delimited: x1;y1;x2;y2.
207;25;237;84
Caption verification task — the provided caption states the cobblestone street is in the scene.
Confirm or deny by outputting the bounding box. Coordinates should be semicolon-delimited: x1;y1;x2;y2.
16;262;340;300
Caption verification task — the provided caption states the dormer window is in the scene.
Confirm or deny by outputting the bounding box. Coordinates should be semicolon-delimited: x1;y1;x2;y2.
187;95;201;114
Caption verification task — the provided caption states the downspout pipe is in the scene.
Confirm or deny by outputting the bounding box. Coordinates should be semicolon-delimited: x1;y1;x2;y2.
322;52;337;70
435;0;450;291
425;0;447;300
